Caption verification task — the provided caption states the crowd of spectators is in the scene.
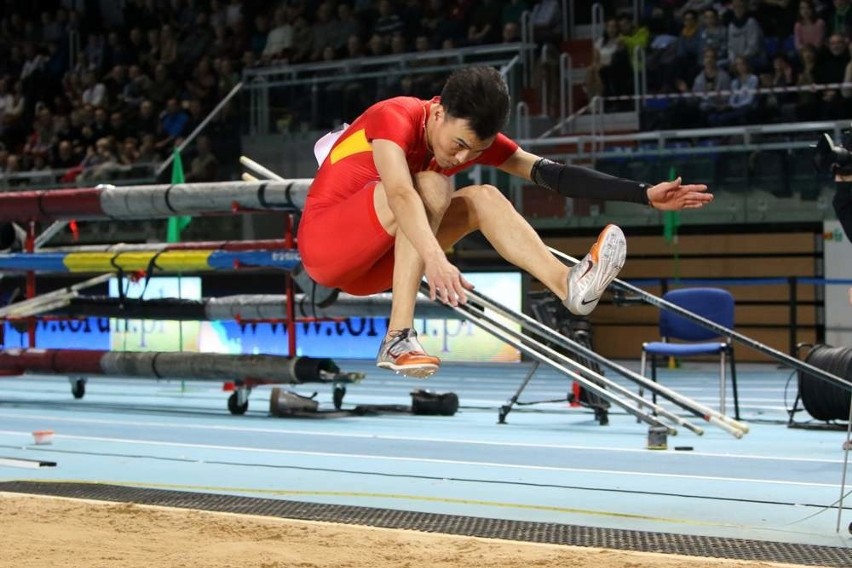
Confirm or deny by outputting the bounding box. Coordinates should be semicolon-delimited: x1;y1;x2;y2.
588;0;852;129
8;0;846;189
0;0;562;187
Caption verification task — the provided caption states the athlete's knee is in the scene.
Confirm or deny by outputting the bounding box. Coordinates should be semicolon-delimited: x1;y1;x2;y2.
462;184;512;214
413;171;453;217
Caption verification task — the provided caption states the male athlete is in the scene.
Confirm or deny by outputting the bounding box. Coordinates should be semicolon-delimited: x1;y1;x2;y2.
298;66;712;378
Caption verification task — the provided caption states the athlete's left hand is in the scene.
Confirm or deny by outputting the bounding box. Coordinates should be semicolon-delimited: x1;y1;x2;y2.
647;177;713;210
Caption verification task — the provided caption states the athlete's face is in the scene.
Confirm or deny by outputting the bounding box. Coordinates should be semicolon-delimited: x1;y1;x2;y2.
431;110;495;169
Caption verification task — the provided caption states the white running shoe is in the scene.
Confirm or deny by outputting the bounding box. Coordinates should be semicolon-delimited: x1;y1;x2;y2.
564;224;626;316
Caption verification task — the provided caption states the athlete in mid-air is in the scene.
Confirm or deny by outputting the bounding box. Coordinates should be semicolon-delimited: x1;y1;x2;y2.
298;66;712;378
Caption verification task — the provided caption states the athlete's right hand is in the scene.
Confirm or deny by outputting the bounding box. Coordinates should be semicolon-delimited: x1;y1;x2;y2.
424;253;474;307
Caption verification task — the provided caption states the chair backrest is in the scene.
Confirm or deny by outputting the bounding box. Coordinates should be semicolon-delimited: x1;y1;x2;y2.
659;287;735;342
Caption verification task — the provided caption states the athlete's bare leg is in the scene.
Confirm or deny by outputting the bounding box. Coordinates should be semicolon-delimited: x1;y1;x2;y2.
373;170;454;331
437;184;571;300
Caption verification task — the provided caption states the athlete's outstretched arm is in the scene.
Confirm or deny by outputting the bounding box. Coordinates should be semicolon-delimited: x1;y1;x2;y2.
372;139;472;304
497;148;713;211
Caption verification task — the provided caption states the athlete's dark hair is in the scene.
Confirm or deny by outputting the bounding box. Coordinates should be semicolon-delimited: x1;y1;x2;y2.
439;66;510;140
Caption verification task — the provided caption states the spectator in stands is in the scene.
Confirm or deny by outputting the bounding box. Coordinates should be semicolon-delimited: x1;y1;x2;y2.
122;0;160;35
117;137;140;167
530;0;561;44
795;43;821;118
22;104;55;159
103;65;128;110
41;10;66;45
408;35;446;99
132;99;159;140
209;23;237;61
0;78;13;137
794;0;827;52
20;42;47;85
502;21;521;43
216;57;239;99
640;7;686;91
587;18;633;104
78;136;118;182
502;0;529;29
3;153;25;186
675;0;717;21
226;0;244;28
422;0;468;48
53;113;73;144
617;12;650;72
262;7;293;63
826;0;852;39
467;0;502;46
82;33;105;73
685;47;732;125
182;99;206;138
310;2;338;62
815;32;850;117
91;107;111;140
374;0;405;45
30;151;51;175
400;0;425;38
675;10;703;83
156;97;189;152
137;132;158;163
122;65;151;109
185;56;218;107
51;139;80;170
180;12;215;70
81;70;107;107
240;49;258;70
159;24;179;68
290;15;314;64
127;26;148;57
250;13;271;55
139;28;161;71
759;52;798;121
366;33;388;57
839;37;852;105
756;0;798;38
727;0;768;72
708;54;760;125
75;124;97;158
147;63;178;108
334;4;363;53
109;111;130;142
344;34;367;59
104;30;133;69
353;0;376;24
185;134;219;182
698;8;728;68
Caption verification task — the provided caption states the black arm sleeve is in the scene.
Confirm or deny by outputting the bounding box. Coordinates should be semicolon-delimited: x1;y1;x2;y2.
530;158;651;206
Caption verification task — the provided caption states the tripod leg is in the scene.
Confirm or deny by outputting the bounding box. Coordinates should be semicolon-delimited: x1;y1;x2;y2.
498;360;541;424
568;319;610;425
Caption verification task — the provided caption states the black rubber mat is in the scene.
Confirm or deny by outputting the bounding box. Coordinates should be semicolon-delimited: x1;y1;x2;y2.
1;480;849;566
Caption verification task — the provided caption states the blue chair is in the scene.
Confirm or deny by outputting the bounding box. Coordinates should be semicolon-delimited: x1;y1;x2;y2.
640;288;740;420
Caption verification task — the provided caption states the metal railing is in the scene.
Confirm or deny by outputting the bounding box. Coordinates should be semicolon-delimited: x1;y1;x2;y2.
242;43;531;134
517;119;847;161
0;162;158;192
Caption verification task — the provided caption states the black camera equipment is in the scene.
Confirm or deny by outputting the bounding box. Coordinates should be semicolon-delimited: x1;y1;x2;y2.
813;127;852;175
813;128;852;241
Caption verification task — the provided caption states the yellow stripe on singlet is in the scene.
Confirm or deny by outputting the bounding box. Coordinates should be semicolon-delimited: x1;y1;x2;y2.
329;128;371;164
